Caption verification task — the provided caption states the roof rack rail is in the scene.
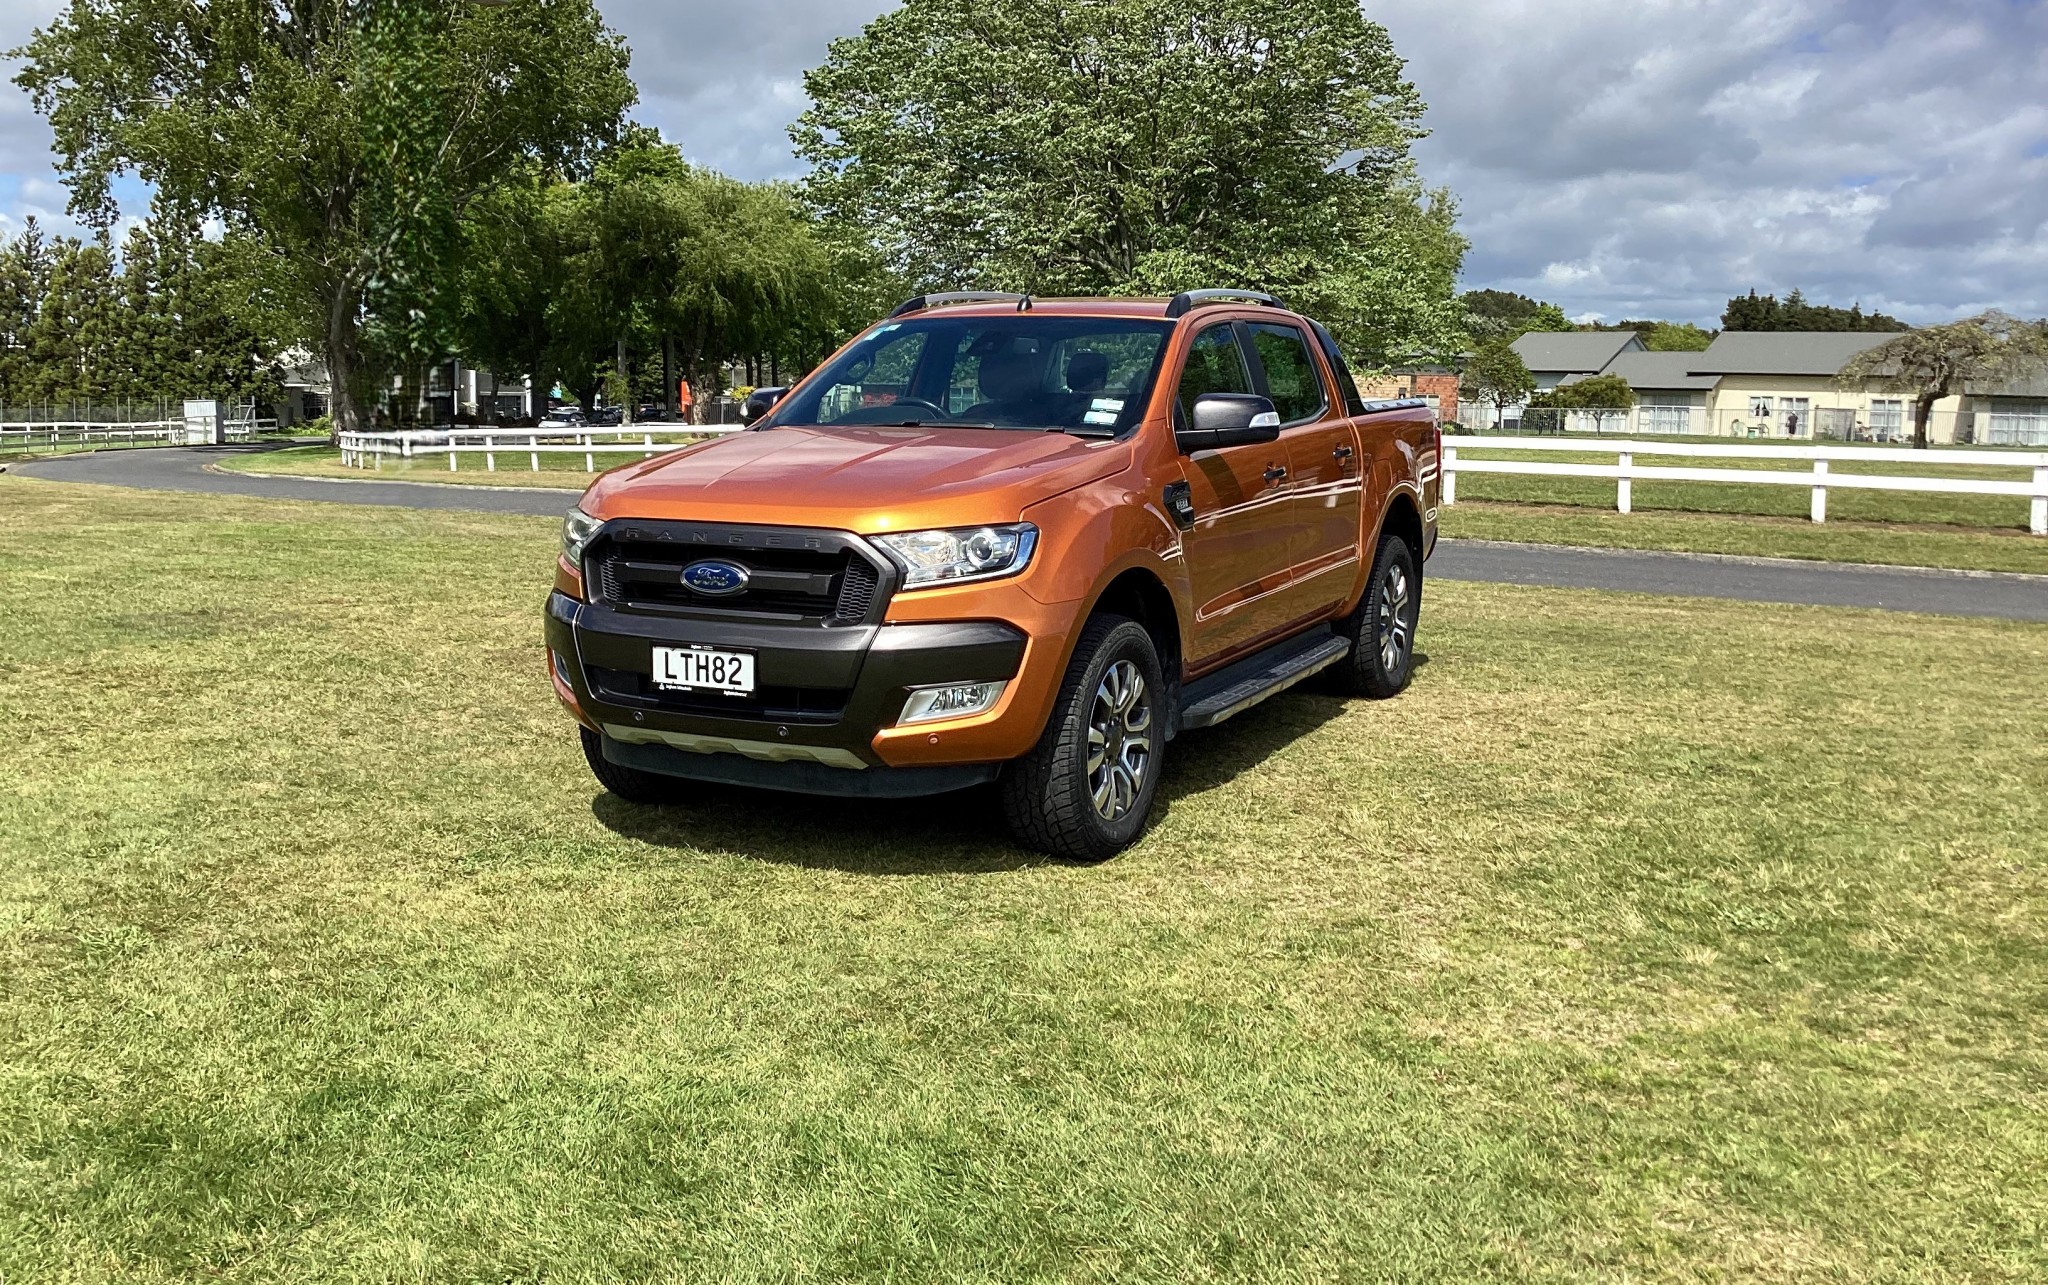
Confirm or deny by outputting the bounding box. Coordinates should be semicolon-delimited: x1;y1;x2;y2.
1164;288;1288;319
890;291;1033;318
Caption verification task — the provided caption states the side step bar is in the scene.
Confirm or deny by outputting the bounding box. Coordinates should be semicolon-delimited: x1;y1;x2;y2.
1177;627;1351;731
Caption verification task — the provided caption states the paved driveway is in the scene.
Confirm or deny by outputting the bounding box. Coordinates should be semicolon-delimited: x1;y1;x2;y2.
15;446;2048;622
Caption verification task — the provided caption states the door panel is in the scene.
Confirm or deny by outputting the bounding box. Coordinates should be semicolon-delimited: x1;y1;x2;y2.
1172;321;1305;665
1245;321;1364;616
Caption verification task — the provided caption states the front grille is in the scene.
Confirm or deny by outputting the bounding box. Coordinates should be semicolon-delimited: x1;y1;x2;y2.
588;530;889;625
586;665;849;724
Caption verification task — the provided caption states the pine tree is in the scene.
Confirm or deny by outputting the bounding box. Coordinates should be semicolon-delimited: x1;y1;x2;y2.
0;221;51;409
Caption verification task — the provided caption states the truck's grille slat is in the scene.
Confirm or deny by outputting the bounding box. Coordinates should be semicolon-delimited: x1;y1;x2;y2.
833;558;879;621
586;527;891;626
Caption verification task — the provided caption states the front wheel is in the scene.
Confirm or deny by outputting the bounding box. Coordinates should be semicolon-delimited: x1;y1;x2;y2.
1001;615;1165;862
1334;532;1420;699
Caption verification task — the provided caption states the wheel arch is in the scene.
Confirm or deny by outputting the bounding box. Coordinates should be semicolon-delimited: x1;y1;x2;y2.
1081;564;1184;693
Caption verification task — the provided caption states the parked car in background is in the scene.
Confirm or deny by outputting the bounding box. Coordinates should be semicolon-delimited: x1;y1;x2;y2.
545;290;1439;860
540;405;585;428
585;407;623;427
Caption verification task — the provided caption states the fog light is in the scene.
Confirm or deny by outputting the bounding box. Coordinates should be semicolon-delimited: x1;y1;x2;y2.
897;680;1006;726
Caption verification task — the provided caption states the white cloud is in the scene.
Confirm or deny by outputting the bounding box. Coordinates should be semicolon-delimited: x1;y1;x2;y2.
3;0;2044;326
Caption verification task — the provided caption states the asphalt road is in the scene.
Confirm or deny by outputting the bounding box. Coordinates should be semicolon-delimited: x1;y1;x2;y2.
14;445;2048;623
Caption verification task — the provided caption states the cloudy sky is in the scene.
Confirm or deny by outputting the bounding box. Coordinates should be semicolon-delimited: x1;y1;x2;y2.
3;0;2043;327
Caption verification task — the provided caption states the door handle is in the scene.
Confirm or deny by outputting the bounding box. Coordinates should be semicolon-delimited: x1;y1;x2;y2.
1263;465;1288;485
1333;445;1354;460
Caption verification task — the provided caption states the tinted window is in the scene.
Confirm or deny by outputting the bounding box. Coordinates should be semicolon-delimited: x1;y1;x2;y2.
1248;323;1327;424
1177;323;1252;423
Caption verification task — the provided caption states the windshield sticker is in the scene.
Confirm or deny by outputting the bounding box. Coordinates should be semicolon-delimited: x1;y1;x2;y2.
1083;409;1119;426
1090;397;1125;412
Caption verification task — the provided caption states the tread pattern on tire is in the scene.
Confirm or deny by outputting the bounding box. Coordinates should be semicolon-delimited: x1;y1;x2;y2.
1001;614;1161;862
1335;531;1419;700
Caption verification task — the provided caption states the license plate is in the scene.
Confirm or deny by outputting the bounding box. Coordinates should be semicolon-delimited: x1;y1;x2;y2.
652;645;755;695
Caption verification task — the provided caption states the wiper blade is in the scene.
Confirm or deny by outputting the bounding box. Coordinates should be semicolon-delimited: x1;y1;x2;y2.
883;419;996;429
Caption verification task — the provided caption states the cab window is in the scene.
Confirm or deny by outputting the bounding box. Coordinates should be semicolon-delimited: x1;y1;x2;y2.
1176;323;1252;423
1247;323;1327;425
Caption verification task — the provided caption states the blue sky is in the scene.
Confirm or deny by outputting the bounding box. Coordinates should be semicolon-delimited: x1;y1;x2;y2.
4;0;2044;328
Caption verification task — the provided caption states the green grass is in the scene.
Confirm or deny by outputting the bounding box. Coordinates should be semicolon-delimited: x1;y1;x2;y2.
4;475;2046;1282
1442;504;2048;576
219;443;698;489
1445;445;2048;574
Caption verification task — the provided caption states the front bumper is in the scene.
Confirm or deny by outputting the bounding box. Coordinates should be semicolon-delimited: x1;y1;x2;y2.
546;591;1030;793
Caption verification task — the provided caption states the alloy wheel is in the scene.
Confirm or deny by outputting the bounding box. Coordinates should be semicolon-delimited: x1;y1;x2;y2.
1378;562;1413;673
1086;659;1153;822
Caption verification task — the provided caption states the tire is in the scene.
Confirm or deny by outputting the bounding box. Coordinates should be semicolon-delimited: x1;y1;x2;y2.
1334;531;1420;699
1001;615;1165;862
580;726;678;805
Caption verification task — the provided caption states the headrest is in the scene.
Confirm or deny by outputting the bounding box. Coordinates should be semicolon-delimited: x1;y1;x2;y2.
978;348;1040;402
1066;351;1109;393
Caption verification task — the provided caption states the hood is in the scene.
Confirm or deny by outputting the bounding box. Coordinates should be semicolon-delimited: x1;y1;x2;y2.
583;424;1133;531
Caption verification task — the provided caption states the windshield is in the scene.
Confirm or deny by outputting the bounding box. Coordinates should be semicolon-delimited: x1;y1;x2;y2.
766;315;1173;436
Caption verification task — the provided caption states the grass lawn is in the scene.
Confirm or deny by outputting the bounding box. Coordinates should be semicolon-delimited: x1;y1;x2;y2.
219;443;706;490
1444;445;2048;574
4;476;2046;1282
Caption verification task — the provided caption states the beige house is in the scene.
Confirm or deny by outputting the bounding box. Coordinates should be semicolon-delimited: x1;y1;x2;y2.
1499;328;2044;443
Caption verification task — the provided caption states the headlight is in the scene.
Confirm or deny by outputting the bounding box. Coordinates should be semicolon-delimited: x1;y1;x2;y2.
872;523;1037;588
561;507;603;569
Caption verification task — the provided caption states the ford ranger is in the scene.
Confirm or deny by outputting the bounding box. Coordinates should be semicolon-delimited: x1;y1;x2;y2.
545;289;1440;859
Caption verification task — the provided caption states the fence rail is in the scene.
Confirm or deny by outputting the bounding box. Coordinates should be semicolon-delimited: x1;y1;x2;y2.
1440;436;2048;536
338;426;742;473
0;418;272;451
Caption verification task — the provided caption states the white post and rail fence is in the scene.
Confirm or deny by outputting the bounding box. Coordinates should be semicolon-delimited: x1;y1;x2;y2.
1439;436;2048;537
337;425;742;474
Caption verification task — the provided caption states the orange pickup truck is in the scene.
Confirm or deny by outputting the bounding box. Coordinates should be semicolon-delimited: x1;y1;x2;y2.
546;289;1440;859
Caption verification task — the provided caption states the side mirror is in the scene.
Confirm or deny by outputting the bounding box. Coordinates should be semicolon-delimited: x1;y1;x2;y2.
740;386;788;426
1178;393;1281;453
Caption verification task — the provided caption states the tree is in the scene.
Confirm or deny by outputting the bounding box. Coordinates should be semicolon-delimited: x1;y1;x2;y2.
1641;321;1715;352
1837;312;2048;449
461;139;841;423
1462;289;1571;341
22;230;119;404
1459;338;1536;429
794;0;1466;363
0;221;51;406
1723;289;1904;332
15;0;636;435
1530;372;1635;433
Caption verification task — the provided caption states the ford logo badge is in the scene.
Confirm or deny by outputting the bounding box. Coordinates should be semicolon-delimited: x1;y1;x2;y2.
680;559;750;597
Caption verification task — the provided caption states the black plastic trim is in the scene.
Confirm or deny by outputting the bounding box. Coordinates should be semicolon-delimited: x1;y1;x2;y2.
603;736;999;797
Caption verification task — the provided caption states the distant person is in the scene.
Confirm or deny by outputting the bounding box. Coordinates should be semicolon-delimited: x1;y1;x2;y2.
1786;412;1800;437
677;379;695;424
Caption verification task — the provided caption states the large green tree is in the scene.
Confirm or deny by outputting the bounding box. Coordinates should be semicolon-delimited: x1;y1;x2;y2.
461;139;840;422
793;0;1465;362
15;0;635;434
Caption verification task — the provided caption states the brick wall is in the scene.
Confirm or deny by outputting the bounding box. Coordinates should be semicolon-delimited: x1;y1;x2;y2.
1356;372;1459;422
